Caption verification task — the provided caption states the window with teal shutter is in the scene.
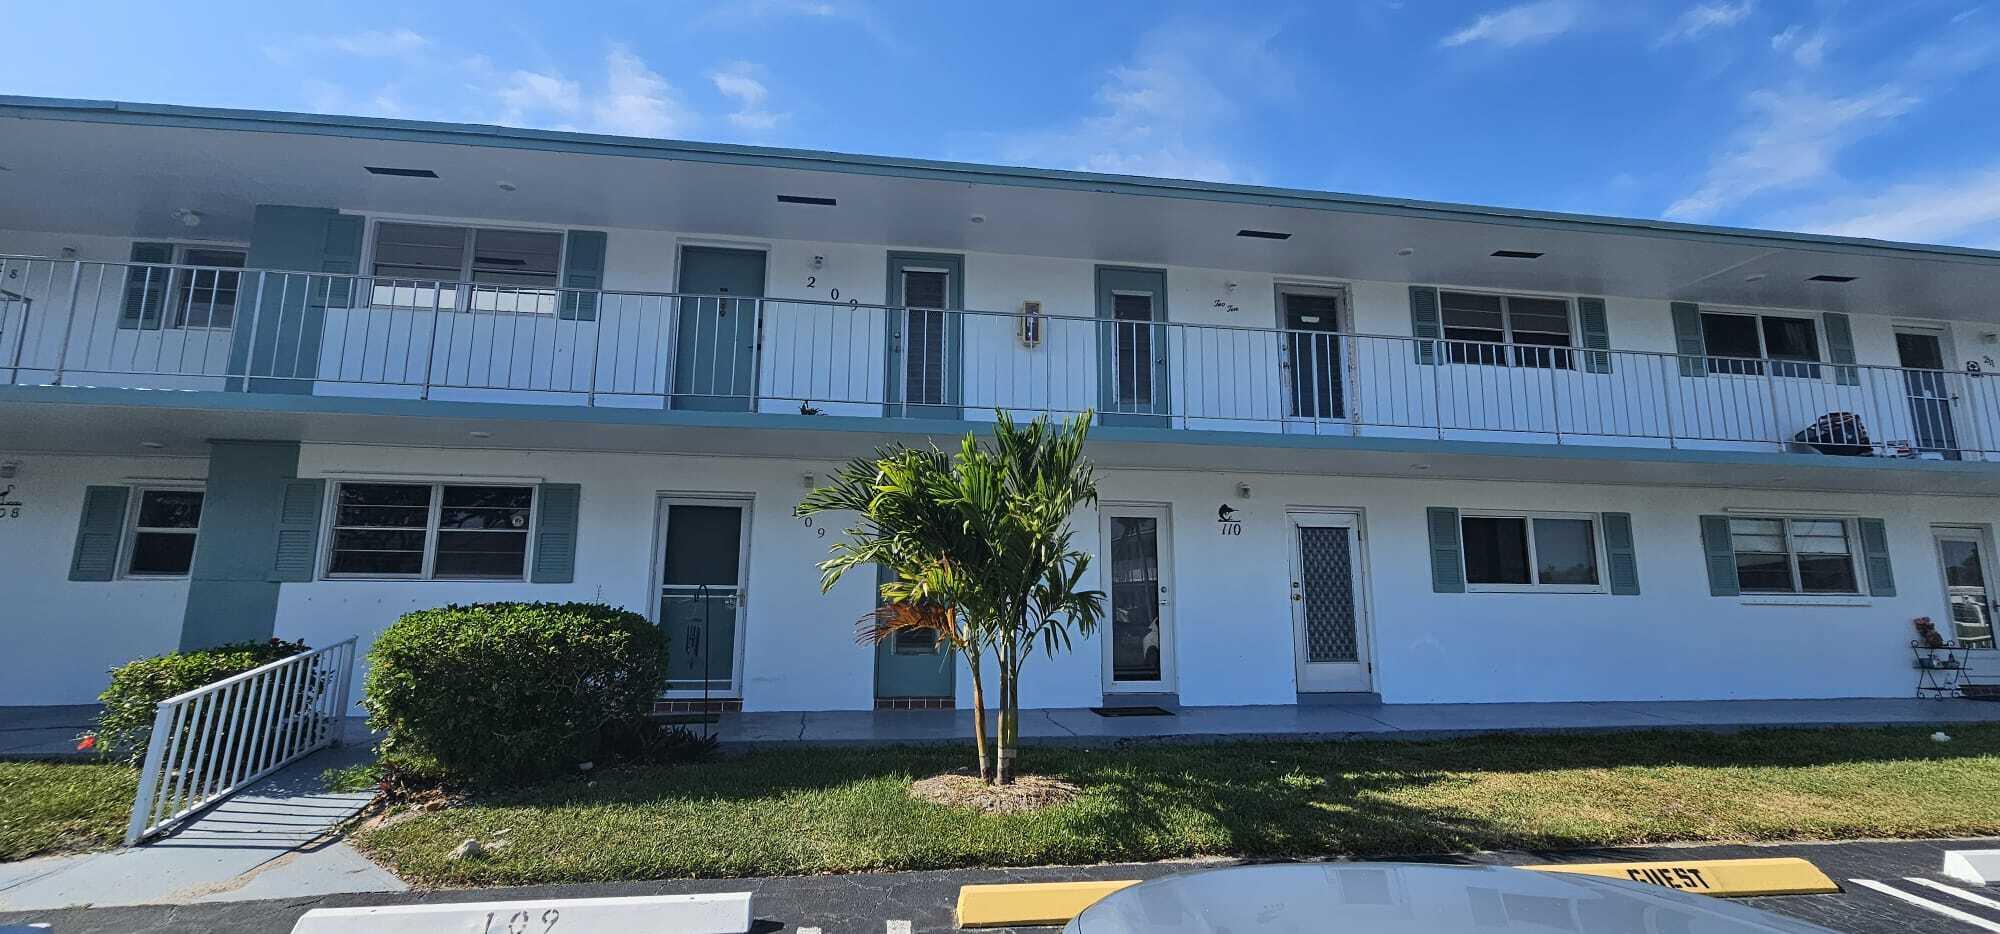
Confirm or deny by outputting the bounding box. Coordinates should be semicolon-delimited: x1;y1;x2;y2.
560;231;607;321
1409;287;1441;365
1576;297;1612;374
531;483;581;583
69;486;131;581
1822;313;1859;386
269;479;325;582
1426;506;1464;592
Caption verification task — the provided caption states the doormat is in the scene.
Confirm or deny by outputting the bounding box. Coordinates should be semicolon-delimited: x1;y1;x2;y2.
1089;705;1175;717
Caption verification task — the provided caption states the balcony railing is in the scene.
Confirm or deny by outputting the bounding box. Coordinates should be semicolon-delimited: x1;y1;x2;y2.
2;255;1993;461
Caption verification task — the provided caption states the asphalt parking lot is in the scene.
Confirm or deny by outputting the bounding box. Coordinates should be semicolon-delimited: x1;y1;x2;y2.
3;838;1996;933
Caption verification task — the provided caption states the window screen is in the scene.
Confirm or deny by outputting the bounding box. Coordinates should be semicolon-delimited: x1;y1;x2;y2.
128;490;204;576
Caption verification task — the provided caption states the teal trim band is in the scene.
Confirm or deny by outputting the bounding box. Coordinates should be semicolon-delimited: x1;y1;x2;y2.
10;384;2000;482
180;441;301;650
5;96;1999;266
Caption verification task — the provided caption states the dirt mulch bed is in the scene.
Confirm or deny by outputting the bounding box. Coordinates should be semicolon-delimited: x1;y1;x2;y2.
908;772;1081;814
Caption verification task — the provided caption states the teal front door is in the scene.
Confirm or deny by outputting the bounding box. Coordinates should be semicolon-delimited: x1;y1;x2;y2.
1096;266;1170;427
884;251;965;419
674;246;766;411
658;500;750;695
873;566;954;701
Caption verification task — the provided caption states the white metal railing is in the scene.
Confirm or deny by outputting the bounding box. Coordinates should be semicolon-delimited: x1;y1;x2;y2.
5;254;1998;461
124;638;356;846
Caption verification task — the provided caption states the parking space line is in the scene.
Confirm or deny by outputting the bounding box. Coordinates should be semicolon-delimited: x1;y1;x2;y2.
1851;879;2000;932
1907;877;2000;913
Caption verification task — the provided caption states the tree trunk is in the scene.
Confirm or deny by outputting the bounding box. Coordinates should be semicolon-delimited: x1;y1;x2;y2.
965;633;991;784
996;640;1018;784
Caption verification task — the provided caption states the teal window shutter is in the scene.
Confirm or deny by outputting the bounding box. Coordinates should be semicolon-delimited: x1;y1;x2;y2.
1601;512;1639;595
69;486;130;581
1409;286;1441;366
1822;313;1859;386
531;483;582;583
1858;517;1895;597
121;242;175;330
1426;506;1464;593
318;214;364;308
269;479;325;582
1698;514;1739;596
560;231;607;321
1577;297;1612;374
1671;302;1706;377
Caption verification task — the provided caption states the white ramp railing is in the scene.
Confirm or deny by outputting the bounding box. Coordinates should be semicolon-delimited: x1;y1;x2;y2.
125;637;358;846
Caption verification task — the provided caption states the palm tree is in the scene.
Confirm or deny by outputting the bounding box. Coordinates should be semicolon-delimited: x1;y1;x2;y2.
797;411;1104;785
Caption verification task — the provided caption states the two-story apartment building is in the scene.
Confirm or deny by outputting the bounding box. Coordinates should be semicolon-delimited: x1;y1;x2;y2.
5;96;1999;716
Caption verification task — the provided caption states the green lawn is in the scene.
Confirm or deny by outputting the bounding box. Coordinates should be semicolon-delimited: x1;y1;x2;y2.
0;762;138;861
354;725;2000;886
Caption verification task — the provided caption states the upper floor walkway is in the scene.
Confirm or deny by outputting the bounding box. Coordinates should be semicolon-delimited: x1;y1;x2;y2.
2;253;1995;463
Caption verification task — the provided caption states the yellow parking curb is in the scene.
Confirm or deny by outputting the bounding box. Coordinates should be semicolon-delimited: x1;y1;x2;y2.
1526;856;1839;897
955;880;1142;928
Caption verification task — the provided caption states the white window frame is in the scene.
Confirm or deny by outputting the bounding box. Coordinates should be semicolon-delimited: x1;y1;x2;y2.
1728;515;1864;596
364;219;567;314
1436;289;1577;369
127;242;250;330
1698;308;1825;378
322;480;538;581
122;485;206;579
1461;510;1608;594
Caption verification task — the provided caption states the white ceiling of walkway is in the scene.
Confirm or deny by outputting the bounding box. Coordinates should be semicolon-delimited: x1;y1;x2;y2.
4;109;2000;321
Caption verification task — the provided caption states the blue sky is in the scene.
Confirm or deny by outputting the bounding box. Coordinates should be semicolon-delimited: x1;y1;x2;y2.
6;1;1999;246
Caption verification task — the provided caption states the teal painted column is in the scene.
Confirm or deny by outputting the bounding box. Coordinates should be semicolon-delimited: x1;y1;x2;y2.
180;441;301;649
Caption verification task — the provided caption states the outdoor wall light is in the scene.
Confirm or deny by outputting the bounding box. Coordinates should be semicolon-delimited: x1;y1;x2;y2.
1236;482;1252;499
0;460;18;479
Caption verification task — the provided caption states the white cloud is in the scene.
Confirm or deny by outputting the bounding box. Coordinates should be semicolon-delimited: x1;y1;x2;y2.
590;45;692;137
992;21;1291;182
1664;87;1919;220
1786;167;2000;247
497;70;583;124
1770;25;1830;66
710;62;785;132
324;28;433;57
1666;21;2000;223
1439;0;1583;49
1659;2;1755;45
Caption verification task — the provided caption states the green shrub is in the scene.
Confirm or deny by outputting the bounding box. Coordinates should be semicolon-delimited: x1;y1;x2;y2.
92;639;309;764
363;602;667;784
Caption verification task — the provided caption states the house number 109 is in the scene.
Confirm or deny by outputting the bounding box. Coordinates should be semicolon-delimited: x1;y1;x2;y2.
483;909;560;934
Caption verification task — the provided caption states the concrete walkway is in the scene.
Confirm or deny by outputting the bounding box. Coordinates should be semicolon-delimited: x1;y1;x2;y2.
0;737;402;911
717;697;2000;746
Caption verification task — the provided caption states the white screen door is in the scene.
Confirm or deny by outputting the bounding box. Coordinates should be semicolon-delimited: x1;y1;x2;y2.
1101;504;1175;691
1290;511;1372;692
1935;528;1996;649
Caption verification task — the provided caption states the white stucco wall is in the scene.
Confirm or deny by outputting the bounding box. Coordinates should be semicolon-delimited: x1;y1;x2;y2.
250;443;2000;713
0;454;204;705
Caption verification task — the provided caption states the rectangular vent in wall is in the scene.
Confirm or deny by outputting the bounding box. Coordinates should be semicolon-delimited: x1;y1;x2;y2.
777;194;838;206
363;166;440;178
1236;229;1293;240
1808;274;1857;283
1490;249;1545;259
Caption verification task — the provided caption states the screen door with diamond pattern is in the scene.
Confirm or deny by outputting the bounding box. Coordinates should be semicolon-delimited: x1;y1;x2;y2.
1288;511;1372;692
